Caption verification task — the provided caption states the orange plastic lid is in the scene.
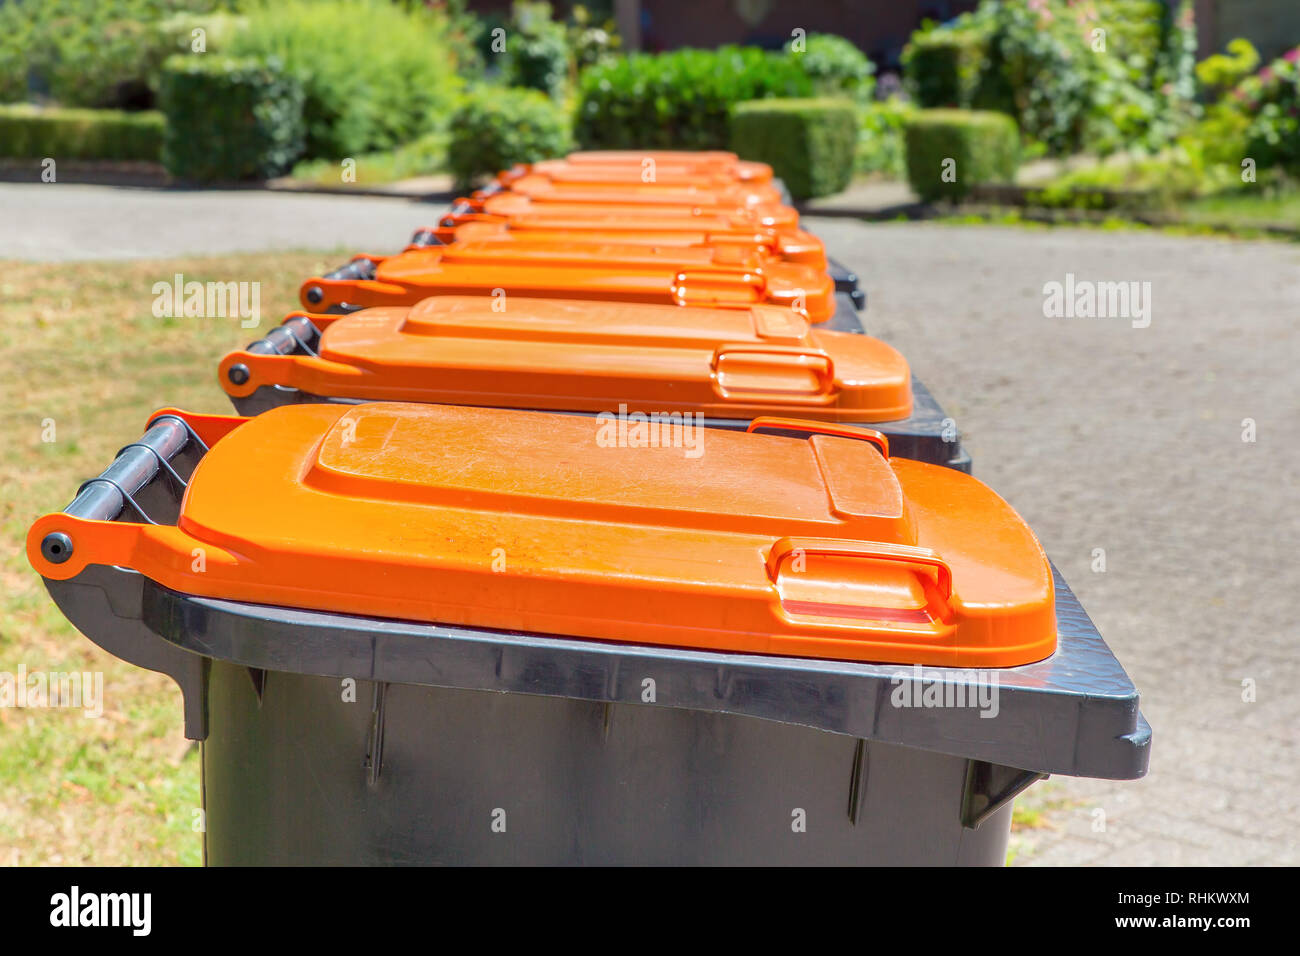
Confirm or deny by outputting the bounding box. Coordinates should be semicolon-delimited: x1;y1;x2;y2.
479;192;801;231
566;150;741;164
561;151;771;183
29;404;1056;667
494;172;784;207
438;219;828;269
522;157;773;186
301;246;835;321
221;296;911;421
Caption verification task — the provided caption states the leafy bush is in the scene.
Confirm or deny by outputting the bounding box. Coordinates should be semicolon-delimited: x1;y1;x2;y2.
857;99;916;176
0;4;35;103
1235;46;1300;173
968;1;1094;156
902;28;986;108
155;11;248;60
731;98;857;200
791;33;875;102
902;1;1198;157
903;109;1020;202
158;54;305;182
229;0;462;159
567;3;621;75
447;87;570;192
1025;150;1215;211
504;2;569;98
574;46;812;150
0;0;221;109
1196;38;1260;102
0;104;163;160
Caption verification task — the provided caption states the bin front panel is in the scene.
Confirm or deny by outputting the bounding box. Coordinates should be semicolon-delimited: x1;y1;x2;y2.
201;661;1010;866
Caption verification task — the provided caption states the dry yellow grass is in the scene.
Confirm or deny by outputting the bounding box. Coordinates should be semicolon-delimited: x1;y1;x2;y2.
0;251;337;865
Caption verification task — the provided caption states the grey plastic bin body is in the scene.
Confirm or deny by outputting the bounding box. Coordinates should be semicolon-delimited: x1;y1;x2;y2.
48;561;1148;866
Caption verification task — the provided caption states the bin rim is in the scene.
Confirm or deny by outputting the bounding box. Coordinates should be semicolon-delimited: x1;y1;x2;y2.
42;562;1149;781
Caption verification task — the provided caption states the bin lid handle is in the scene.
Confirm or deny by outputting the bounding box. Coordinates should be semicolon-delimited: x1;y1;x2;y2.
747;418;889;459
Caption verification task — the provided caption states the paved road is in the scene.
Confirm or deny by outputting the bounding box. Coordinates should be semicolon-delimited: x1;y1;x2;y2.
3;183;1296;864
806;216;1300;865
0;182;434;260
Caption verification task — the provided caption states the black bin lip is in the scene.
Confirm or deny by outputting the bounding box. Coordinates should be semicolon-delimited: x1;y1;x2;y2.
51;560;1147;781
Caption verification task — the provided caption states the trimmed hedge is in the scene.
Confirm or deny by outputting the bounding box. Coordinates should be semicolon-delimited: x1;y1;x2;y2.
447;87;570;192
574;46;812;150
158;55;304;182
902;29;986;109
903;109;1020;202
731;99;857;200
0;104;163;160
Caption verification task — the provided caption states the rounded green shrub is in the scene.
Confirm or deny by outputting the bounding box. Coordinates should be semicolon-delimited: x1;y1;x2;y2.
158;54;305;182
791;33;875;102
731;98;857;200
574;46;813;151
447;87;570;192
903;109;1020;202
229;0;461;159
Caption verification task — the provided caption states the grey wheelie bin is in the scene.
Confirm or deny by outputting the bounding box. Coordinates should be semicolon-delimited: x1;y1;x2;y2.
29;402;1148;865
219;295;970;472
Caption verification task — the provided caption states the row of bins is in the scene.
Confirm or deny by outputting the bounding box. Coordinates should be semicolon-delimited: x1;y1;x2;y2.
27;149;1149;865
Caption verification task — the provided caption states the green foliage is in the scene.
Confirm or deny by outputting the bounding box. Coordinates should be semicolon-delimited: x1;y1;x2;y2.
1026;150;1213;211
790;33;875;102
504;2;569;98
901;27;986;108
155;11;248;59
567;4;621;76
0;6;37;104
903;109;1020;202
1235;45;1300;173
289;130;450;186
157;54;305;182
856;98;916;176
447;87;570;192
968;2;1094;156
229;0;462;159
0;104;163;160
1196;39;1261;101
0;0;222;109
575;46;812;150
901;1;1199;157
730;98;857;200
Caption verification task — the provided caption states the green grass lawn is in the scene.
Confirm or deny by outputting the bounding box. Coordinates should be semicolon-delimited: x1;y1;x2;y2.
0;251;338;865
287;132;450;187
1180;188;1300;229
